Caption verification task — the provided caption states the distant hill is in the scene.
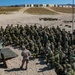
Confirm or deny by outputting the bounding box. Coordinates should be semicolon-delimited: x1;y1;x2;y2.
0;4;25;7
58;4;75;6
0;4;75;7
10;4;25;7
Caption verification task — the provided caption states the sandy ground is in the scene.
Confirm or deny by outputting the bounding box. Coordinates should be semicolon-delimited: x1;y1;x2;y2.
0;7;75;75
0;7;74;32
0;46;57;75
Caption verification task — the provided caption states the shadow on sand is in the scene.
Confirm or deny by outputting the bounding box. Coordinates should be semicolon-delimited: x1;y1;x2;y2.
36;58;51;72
3;57;51;73
36;58;46;65
38;66;51;72
5;68;25;72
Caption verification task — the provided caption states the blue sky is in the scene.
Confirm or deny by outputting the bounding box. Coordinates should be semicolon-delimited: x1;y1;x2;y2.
0;0;73;6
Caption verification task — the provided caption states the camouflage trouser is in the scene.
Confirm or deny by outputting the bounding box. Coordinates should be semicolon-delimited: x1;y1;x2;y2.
22;59;29;64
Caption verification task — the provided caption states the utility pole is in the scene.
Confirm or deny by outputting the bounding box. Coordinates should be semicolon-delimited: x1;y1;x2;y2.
72;0;74;47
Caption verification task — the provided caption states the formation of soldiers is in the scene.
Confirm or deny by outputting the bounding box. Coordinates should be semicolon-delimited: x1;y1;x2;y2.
0;24;75;75
39;17;59;21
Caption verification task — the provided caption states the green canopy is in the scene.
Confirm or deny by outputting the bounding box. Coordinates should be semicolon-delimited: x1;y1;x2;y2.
0;48;18;61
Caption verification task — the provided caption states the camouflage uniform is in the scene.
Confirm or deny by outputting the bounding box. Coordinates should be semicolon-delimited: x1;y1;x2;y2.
55;62;64;75
46;50;54;68
54;51;60;63
34;44;39;57
65;64;74;75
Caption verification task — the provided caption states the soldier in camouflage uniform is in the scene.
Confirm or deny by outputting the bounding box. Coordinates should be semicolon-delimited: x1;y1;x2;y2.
70;59;75;71
34;44;39;58
65;64;74;75
29;40;34;52
54;62;64;75
54;51;60;63
0;26;4;39
43;31;48;47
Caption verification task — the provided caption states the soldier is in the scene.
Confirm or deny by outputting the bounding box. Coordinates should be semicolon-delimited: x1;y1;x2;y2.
57;26;61;32
68;46;72;63
46;49;54;64
15;38;19;47
57;42;62;52
51;33;55;43
9;26;14;37
71;59;75;71
20;46;31;70
43;31;48;47
54;51;60;63
34;24;37;29
55;30;60;43
64;42;69;50
65;64;74;75
46;40;51;46
48;51;55;69
67;34;71;46
0;26;4;38
45;41;51;53
8;34;12;45
31;35;36;43
52;26;56;33
4;25;10;34
60;51;66;64
37;41;44;55
51;42;55;52
19;38;24;48
15;27;20;37
34;44;39;57
67;31;72;45
55;62;64;75
29;40;34;52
